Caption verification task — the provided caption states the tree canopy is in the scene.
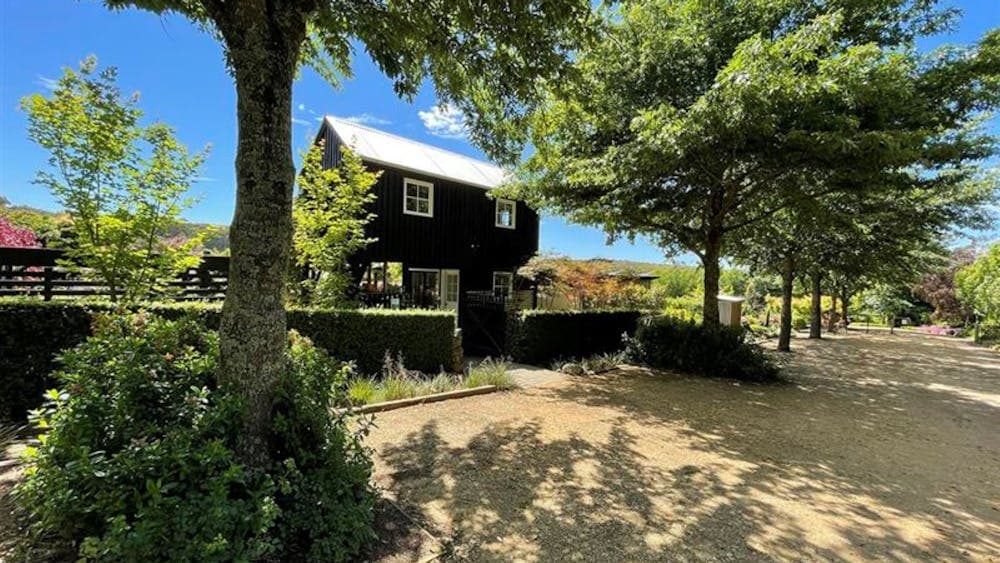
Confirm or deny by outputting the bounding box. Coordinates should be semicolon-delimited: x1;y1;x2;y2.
291;143;378;308
503;0;1000;327
22;56;208;302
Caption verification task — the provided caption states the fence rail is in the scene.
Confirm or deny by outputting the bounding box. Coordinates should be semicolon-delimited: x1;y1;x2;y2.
0;246;229;301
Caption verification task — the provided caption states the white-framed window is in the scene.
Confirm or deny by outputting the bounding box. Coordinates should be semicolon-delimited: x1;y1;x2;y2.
492;271;513;297
403;178;433;217
495;198;516;229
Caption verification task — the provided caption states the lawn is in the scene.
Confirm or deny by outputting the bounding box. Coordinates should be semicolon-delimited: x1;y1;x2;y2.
366;332;1000;561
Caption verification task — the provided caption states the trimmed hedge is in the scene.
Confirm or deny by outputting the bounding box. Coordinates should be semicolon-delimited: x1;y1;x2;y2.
0;300;457;421
625;315;779;382
508;309;642;365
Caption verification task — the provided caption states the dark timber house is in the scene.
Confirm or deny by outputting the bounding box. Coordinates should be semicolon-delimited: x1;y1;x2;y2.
315;116;539;317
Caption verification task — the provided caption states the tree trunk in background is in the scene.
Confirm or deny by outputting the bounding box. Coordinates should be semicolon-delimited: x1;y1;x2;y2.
778;257;794;352
216;16;305;468
828;293;838;332
840;287;851;329
701;228;722;328
809;271;822;339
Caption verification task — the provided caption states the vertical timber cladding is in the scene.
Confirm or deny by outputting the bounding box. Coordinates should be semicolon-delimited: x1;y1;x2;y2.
319;122;539;295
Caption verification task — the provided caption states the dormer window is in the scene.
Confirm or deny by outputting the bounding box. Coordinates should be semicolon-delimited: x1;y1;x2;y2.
495;198;516;229
403;178;433;217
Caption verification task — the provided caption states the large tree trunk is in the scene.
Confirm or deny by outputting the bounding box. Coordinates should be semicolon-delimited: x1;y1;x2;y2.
216;14;306;468
809;271;822;339
778;256;794;352
701;227;723;328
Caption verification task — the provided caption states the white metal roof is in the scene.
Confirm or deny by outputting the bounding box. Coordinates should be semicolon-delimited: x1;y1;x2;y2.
324;116;507;190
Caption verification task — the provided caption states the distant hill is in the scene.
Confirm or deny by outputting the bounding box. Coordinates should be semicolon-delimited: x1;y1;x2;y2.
0;198;230;251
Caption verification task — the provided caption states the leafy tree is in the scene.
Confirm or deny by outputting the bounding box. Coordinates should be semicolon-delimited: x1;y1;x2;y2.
291;143;378;308
517;255;655;310
912;247;978;325
22;57;208;303
504;0;999;329
0;199;72;246
956;242;1000;329
863;284;914;333
101;0;594;465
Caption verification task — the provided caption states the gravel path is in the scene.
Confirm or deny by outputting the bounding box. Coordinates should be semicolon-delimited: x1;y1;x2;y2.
367;332;1000;561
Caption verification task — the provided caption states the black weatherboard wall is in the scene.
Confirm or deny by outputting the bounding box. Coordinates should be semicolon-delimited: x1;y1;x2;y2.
318;122;539;293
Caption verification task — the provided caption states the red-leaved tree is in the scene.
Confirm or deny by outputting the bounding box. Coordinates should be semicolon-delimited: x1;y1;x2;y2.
0;216;39;248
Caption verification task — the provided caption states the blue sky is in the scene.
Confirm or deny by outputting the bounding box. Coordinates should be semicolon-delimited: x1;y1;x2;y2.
1;0;997;263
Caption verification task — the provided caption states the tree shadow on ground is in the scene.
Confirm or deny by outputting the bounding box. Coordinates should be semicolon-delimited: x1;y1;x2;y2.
373;333;999;561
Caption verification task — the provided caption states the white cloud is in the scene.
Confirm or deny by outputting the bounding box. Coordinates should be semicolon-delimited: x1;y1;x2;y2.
36;76;59;90
193;176;219;183
298;103;306;112
418;103;467;139
291;117;311;126
342;113;391;126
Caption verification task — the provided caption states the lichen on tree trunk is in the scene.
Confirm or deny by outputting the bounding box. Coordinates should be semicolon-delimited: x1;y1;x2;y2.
215;12;306;467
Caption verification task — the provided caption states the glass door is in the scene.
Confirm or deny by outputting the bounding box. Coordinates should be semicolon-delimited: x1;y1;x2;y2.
410;269;440;309
441;269;460;311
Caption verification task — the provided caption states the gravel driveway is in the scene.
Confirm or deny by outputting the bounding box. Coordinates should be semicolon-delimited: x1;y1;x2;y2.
367;332;1000;561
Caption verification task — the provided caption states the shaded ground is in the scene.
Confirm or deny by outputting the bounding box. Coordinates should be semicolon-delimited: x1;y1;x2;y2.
367;333;1000;561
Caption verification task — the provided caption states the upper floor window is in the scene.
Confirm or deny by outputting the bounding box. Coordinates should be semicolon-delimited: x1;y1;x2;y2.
404;178;433;217
495;198;516;229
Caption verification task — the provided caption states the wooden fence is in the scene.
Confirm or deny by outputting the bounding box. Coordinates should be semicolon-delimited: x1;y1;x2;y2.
0;246;229;301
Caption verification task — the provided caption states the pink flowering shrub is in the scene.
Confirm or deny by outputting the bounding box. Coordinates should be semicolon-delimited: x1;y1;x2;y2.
916;325;961;337
0;216;39;247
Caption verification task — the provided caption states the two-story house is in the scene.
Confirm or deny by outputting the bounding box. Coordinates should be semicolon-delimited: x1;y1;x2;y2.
315;116;539;313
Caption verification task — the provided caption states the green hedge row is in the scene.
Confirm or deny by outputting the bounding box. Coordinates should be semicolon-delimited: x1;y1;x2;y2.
625;315;779;382
0;301;457;421
507;309;642;365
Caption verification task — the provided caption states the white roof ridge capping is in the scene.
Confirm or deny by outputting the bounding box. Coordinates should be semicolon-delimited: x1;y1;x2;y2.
323;115;509;190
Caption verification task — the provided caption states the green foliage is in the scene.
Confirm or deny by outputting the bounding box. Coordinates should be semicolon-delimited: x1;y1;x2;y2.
508;310;642;365
339;356;513;407
14;315;374;561
504;0;1000;327
346;377;378;406
0;301;458;420
14;314;279;561
956;242;1000;326
269;331;376;561
862;285;915;323
0;198;72;246
291;144;378;308
464;358;516;390
625;316;780;382
0;302;94;421
21;57;209;302
661;295;703;322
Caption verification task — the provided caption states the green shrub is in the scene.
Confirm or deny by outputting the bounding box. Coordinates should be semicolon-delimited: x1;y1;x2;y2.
0;302;94;421
15;314;278;560
0;300;457;420
269;331;375;561
14;314;374;562
625;316;780;382
346;377;377;405
464;358;516;390
508;310;641;365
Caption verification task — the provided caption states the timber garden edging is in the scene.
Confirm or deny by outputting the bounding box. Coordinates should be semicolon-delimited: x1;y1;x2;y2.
339;385;499;415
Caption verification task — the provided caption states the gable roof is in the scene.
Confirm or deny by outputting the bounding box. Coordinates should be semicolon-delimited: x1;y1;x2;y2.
323;116;507;190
